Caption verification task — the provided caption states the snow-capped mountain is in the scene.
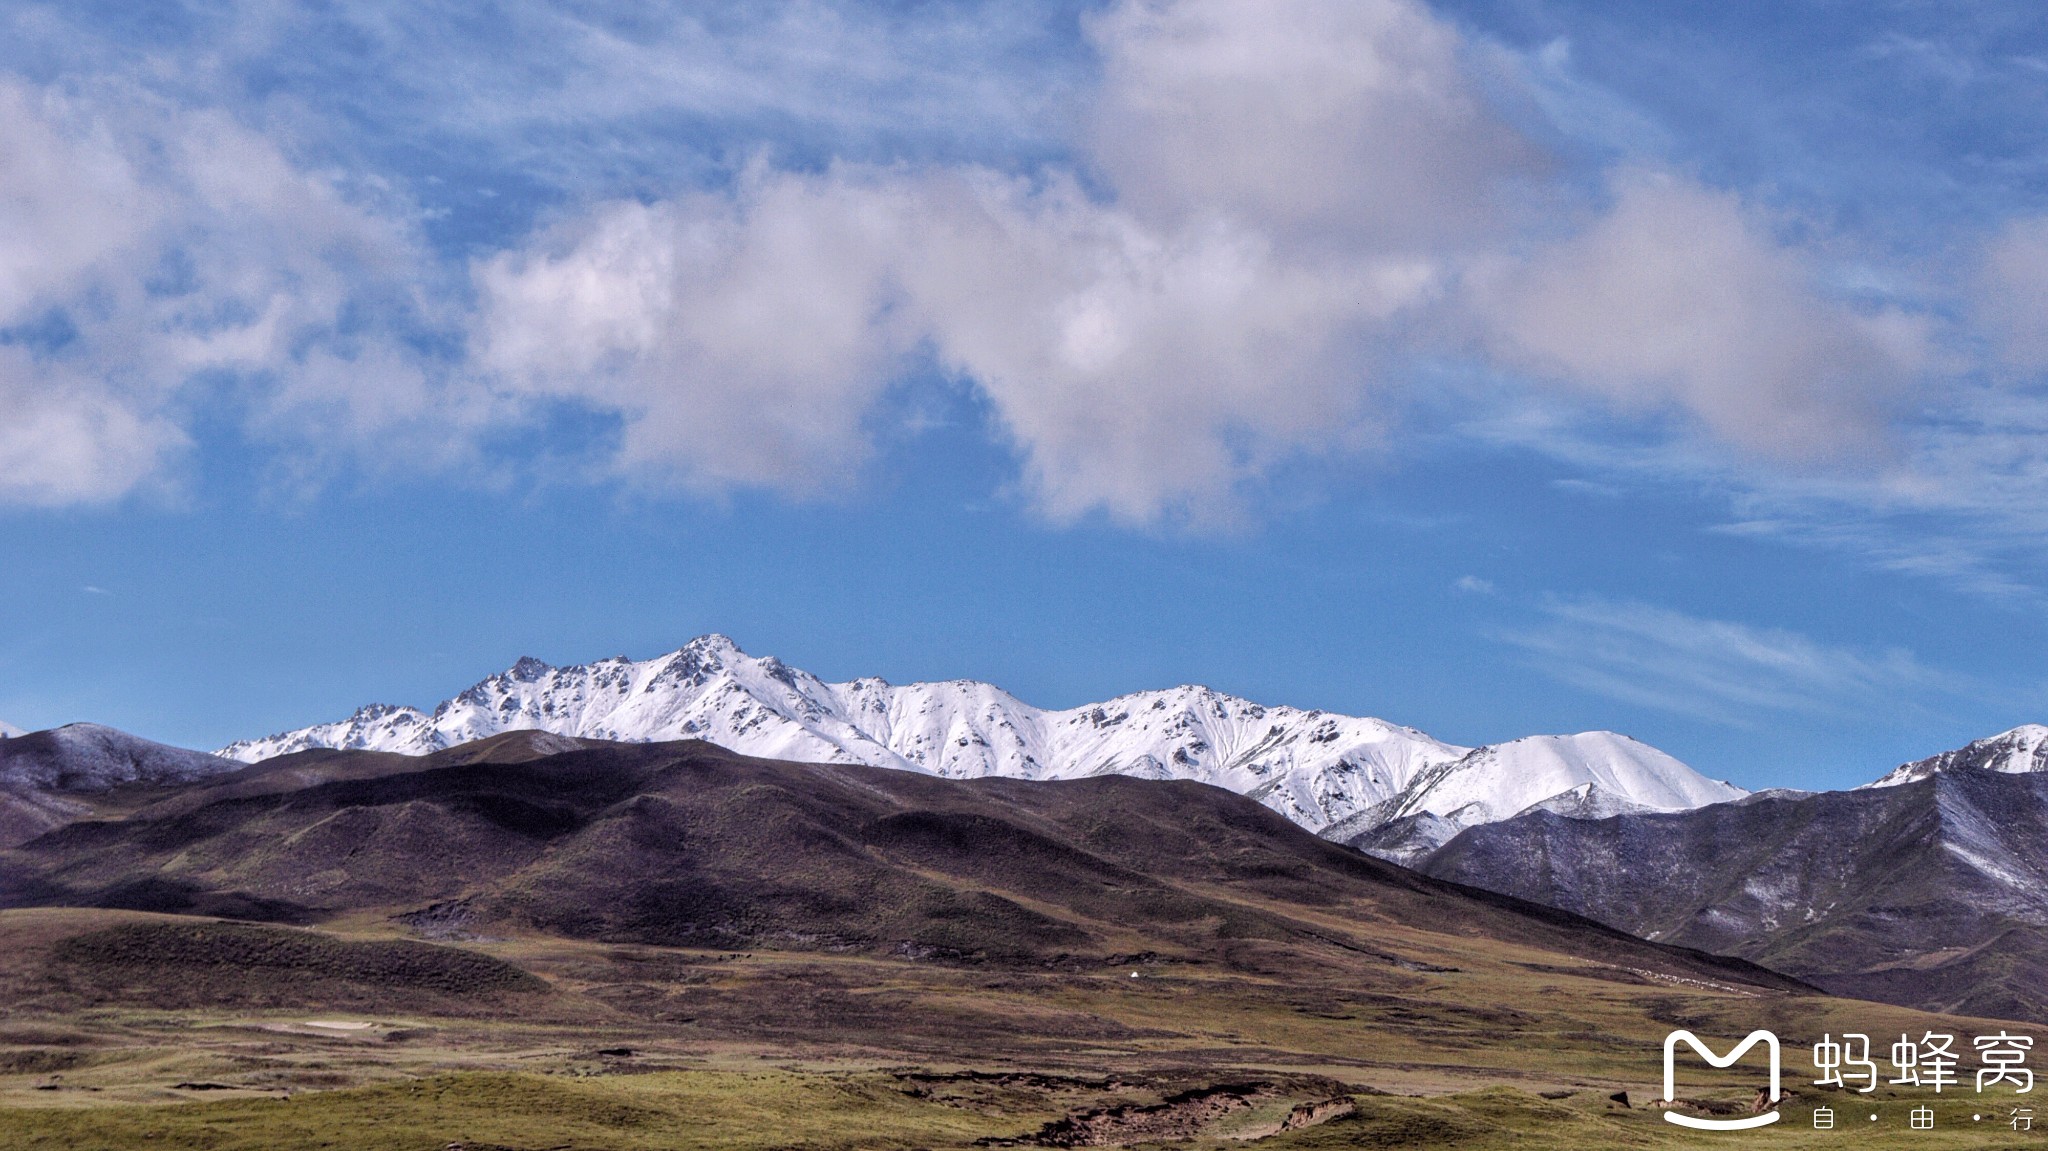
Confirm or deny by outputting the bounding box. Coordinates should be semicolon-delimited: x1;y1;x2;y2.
0;722;243;849
220;635;1743;839
1862;724;2048;789
0;723;241;791
1419;753;2048;1022
1321;732;1747;864
1391;732;1741;824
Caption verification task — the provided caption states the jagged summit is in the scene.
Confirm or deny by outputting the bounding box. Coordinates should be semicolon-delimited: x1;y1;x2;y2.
1862;724;2048;789
218;636;1744;840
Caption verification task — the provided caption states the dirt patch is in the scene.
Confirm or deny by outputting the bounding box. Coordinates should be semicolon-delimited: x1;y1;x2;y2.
995;1082;1276;1147
1280;1096;1356;1131
897;1070;1125;1092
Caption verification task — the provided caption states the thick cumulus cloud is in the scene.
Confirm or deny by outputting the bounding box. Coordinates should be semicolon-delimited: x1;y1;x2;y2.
473;157;1442;519
1083;0;1537;250
474;0;1522;521
475;171;917;493
900;171;1408;521
473;0;1924;521
1479;171;1929;460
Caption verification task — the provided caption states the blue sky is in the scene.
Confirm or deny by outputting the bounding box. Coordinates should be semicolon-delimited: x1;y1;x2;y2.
3;0;2048;791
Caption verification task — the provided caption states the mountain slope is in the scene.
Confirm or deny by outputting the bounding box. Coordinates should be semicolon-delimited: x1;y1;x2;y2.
1417;765;2048;1021
0;724;246;851
0;720;22;739
219;635;1742;838
0;735;1808;996
1;724;241;792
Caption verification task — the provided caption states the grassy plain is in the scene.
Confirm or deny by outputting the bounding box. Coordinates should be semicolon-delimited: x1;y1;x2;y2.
0;907;2035;1149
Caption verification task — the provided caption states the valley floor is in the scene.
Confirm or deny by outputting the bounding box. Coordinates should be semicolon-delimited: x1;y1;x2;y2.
0;909;2031;1150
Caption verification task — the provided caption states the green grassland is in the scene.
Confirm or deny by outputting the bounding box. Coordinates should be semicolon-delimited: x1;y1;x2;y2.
0;907;2036;1149
0;1069;2033;1150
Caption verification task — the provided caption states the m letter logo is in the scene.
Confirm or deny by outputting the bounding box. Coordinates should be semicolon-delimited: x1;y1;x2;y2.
1663;1030;1782;1130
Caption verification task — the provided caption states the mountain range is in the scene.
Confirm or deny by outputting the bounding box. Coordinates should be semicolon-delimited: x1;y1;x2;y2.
0;731;1808;996
215;634;1744;844
15;639;2048;1022
1412;726;2048;1021
188;642;2048;1023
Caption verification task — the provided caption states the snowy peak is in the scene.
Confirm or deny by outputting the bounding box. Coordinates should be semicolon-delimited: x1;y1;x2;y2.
0;719;22;739
217;636;1739;842
1864;725;2048;789
1395;732;1744;827
1329;731;1746;861
221;701;438;761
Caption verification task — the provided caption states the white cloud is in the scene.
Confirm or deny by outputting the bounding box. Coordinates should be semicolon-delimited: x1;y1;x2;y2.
899;170;1431;522
0;82;162;316
1497;596;1962;727
474;169;917;493
1476;169;1930;461
1083;0;1538;251
471;0;1522;521
1980;215;2048;369
469;0;1948;524
474;161;1416;518
0;76;455;504
0;352;185;506
0;80;177;505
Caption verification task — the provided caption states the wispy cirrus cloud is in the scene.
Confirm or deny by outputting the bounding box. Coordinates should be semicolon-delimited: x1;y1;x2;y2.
0;74;490;504
1495;595;1969;728
1465;378;2048;603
